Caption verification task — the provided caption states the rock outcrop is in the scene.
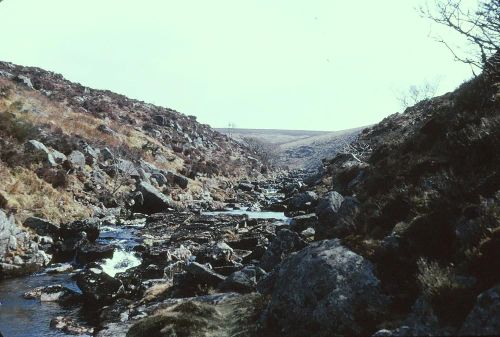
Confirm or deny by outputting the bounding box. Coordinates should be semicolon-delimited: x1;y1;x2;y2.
0;210;50;278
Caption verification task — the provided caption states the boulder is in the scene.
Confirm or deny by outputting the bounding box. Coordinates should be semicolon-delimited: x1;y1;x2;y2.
287;191;318;211
77;243;115;264
100;147;114;161
262;239;388;336
459;284;500;336
24;140;57;166
24;285;80;303
50;316;94;336
23;216;60;237
66;150;86;169
133;182;174;214
75;266;124;304
315;193;359;239
289;213;318;233
260;228;306;272
220;265;267;293
184;262;226;286
60;218;100;242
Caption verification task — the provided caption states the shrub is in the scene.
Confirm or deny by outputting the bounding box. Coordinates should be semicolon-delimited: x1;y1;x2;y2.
417;258;475;325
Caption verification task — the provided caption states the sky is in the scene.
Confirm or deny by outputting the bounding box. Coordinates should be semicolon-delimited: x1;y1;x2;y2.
0;0;478;131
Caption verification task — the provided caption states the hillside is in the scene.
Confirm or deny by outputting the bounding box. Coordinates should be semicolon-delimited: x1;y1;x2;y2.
217;127;365;170
275;58;500;335
0;61;265;225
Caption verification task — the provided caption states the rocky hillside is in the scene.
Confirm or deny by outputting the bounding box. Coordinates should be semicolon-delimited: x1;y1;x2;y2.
277;58;500;335
0;61;266;279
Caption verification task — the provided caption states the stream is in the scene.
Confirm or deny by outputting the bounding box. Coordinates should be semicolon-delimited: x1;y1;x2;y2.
0;219;144;337
0;206;289;336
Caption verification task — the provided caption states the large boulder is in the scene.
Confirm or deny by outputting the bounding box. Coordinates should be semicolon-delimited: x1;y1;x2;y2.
261;239;388;336
133;182;174;214
459;284;500;336
60;219;100;242
77;243;115;264
23;216;60;237
315;192;359;239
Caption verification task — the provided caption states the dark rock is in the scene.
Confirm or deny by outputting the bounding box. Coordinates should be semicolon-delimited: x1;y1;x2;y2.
315;193;359;239
23;216;60;237
219;265;267;293
262;239;388;336
75;266;124;304
100;147;114;161
289;213;317;233
184;262;226;286
61;218;100;242
238;182;254;191
459;283;500;336
77;243;115;264
259;228;306;272
226;237;259;250
287;191;318;211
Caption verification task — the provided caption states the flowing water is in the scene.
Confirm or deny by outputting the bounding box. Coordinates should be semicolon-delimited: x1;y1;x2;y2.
0;220;143;337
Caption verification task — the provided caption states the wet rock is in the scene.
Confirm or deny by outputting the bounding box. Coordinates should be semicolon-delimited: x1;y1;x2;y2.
46;263;74;274
23;216;60;237
50;316;94;336
77;243;115;264
260;228;306;272
262;239;388;336
61;218;100;242
459;284;500;336
24;284;80;303
133;182;174;214
75;266;124;304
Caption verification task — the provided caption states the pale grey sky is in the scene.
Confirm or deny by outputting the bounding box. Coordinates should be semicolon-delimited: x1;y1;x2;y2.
0;0;477;131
